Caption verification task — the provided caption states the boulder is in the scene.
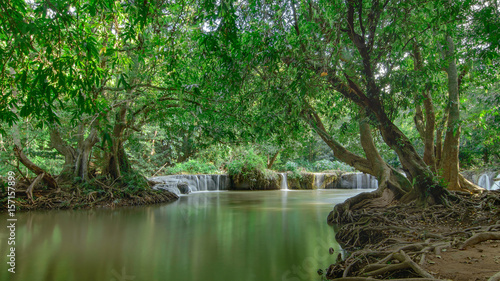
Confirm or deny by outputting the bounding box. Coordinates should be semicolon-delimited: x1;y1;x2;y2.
177;182;191;194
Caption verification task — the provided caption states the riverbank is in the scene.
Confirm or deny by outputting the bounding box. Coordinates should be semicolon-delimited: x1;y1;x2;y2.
325;190;500;280
1;182;179;211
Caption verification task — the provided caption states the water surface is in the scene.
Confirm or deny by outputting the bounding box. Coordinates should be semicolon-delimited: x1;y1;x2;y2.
0;189;368;281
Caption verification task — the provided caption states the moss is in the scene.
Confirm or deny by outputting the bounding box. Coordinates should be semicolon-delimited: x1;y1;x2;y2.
320;173;339;189
230;168;280;190
287;172;316;189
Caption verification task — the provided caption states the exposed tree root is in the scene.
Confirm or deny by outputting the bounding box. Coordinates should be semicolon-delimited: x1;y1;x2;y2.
488;271;500;281
459;232;500;250
1;177;179;211
325;190;500;280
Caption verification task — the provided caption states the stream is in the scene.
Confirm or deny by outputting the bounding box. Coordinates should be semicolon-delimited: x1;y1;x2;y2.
0;189;370;281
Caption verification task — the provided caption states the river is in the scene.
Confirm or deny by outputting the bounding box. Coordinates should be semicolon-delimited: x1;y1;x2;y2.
0;189;369;281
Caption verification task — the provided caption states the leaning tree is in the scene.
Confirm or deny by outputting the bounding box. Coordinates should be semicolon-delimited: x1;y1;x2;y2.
198;0;498;220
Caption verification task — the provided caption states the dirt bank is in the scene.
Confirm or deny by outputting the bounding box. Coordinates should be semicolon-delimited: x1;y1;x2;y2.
325;190;500;280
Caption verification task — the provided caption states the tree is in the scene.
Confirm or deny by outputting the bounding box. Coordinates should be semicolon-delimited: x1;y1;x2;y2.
199;0;497;219
1;0;203;190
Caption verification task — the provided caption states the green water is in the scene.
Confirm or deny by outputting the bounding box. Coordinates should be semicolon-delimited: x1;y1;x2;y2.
0;189;368;281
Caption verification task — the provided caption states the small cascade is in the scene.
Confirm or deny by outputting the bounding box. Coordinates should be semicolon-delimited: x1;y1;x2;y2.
195;176;200;191
478;174;491;190
280;173;289;190
216;175;220;191
493;174;500;191
204;175;208;191
370;176;378;189
315;173;325;189
356;173;363;189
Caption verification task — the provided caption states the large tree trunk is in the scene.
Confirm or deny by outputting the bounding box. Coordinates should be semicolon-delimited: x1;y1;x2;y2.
74;124;98;181
301;105;412;223
50;127;76;182
103;105;132;179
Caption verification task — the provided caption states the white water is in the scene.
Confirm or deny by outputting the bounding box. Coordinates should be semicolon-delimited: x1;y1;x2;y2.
280;173;289;190
478;174;491;190
493;174;500;190
356;173;363;189
315;173;325;189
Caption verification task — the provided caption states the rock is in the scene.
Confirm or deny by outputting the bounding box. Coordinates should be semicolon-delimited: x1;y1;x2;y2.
153;184;181;196
287;172;316;189
177;182;191;194
230;169;280;190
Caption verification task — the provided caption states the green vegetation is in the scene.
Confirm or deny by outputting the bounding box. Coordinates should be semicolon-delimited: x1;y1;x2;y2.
0;0;498;209
164;160;219;175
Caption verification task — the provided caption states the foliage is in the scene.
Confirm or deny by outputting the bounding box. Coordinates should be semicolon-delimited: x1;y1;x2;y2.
226;149;266;176
165;160;219;175
284;161;299;172
313;160;354;172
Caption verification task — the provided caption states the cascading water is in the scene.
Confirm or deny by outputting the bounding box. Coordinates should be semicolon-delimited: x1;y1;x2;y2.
216;175;220;191
493;174;500;190
195;176;200;191
478;174;491;190
280;173;289;190
315;174;325;189
356;173;363;189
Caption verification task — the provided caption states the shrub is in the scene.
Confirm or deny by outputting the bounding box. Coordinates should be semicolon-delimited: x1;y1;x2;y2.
284;161;299;172
313;160;354;172
227;150;266;176
165;160;219;174
313;159;336;171
227;150;279;190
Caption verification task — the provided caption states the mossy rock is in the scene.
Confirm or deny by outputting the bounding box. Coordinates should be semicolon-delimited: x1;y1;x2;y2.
230;169;280;190
287;172;316;190
320;173;340;189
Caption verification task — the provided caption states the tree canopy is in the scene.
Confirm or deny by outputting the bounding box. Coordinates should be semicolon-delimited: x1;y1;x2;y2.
0;0;498;206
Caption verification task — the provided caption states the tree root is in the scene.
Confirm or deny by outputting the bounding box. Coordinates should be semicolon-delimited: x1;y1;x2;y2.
325;190;500;280
489;271;500;281
459;232;500;250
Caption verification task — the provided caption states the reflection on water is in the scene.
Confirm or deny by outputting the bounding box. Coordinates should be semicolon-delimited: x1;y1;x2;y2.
0;189;368;281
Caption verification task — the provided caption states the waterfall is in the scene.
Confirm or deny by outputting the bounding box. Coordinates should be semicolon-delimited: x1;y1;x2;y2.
478;174;491;190
195;176;200;191
370;176;378;189
493;174;500;190
315;174;325;189
280;173;289;190
204;175;208;191
356;173;363;189
216;175;220;191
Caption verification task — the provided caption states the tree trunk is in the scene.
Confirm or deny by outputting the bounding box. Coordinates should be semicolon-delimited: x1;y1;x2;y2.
103;105;131;179
50;127;77;182
74;125;98;181
302;105;412;223
12;122;58;189
422;90;437;172
440;34;461;191
267;150;281;169
13;146;58;189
